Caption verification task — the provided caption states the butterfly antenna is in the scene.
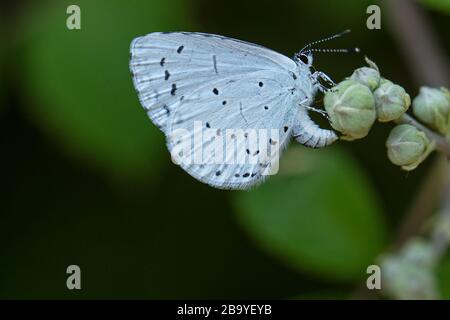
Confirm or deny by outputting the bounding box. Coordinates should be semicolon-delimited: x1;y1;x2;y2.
304;47;360;54
299;29;351;53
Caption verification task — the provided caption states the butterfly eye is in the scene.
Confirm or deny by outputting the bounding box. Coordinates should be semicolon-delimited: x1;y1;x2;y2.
298;54;309;64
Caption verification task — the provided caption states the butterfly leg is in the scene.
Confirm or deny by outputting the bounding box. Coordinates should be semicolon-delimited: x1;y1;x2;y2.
312;71;336;93
304;106;330;120
299;90;329;120
315;71;336;86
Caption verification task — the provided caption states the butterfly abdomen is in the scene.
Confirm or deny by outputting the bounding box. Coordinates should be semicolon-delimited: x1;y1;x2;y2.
292;107;338;148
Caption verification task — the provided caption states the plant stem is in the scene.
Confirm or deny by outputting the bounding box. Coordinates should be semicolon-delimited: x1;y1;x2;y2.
431;169;450;257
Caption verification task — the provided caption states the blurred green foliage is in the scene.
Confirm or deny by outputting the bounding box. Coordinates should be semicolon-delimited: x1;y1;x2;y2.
0;26;4;112
422;0;450;14
312;0;374;25
22;0;191;180
437;253;450;299
0;0;449;299
234;147;387;281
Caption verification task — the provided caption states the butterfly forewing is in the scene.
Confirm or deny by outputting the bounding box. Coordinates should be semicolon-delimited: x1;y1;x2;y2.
130;32;302;189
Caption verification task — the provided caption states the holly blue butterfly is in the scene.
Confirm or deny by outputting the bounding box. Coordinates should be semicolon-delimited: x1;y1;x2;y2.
130;30;356;189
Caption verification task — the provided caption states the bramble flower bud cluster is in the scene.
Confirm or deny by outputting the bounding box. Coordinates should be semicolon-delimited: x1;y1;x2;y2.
323;58;449;171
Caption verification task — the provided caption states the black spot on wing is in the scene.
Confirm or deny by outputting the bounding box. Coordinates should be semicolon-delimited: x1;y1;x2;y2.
213;55;218;74
163;105;170;115
165;70;170;80
171;84;177;95
177;45;184;53
213;88;219;95
290;72;297;80
160;57;166;67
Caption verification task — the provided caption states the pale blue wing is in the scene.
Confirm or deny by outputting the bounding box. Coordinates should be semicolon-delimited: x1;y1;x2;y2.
130;32;304;189
130;32;298;131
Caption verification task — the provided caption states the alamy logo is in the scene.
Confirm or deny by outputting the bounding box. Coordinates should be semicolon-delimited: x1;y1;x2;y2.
66;265;81;290
66;5;81;30
366;265;381;290
366;5;381;30
168;121;281;175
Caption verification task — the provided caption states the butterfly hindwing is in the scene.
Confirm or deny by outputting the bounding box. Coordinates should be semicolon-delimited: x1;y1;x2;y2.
166;72;297;189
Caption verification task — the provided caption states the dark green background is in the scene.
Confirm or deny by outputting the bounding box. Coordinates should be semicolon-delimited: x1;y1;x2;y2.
1;0;449;299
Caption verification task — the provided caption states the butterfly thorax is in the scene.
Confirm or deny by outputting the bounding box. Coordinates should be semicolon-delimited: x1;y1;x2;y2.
290;58;338;149
293;61;316;105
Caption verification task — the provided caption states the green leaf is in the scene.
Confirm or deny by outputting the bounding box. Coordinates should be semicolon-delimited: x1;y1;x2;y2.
21;0;191;179
421;0;450;14
437;253;450;299
233;146;387;282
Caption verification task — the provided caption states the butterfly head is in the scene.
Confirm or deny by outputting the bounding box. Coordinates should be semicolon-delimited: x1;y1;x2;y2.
295;52;313;67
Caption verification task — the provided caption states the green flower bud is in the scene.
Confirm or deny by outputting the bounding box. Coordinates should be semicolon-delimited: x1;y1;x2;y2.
349;57;380;91
374;82;411;122
350;67;380;91
386;124;433;171
324;80;376;141
413;87;450;135
379;77;392;86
